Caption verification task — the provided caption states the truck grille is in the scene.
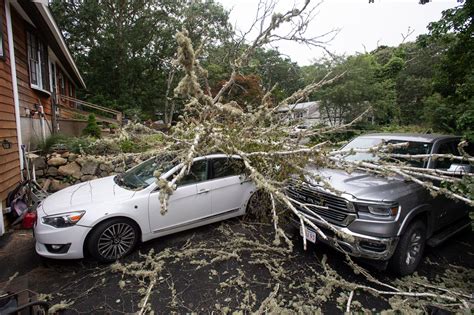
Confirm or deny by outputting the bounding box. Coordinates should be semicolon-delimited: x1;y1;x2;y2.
287;183;355;226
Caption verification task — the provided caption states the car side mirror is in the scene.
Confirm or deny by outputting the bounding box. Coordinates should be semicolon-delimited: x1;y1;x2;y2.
446;163;472;175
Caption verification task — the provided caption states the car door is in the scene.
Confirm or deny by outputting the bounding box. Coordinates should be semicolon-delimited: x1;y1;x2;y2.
147;159;212;234
208;157;251;215
430;139;471;229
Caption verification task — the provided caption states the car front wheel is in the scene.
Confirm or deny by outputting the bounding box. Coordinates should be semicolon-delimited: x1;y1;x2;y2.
389;220;426;276
87;218;139;262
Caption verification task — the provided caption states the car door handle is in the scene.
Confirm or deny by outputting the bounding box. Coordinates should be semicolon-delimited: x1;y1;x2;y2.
198;189;210;194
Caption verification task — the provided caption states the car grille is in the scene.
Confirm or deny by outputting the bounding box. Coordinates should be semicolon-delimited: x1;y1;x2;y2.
286;182;355;226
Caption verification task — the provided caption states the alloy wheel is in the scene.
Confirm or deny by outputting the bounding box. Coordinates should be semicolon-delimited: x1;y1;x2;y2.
97;223;136;260
405;231;422;265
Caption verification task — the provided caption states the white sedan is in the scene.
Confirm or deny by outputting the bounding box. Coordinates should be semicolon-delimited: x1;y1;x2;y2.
34;154;256;261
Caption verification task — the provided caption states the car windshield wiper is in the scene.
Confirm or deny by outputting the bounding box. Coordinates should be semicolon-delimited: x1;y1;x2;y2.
115;174;135;189
114;174;124;185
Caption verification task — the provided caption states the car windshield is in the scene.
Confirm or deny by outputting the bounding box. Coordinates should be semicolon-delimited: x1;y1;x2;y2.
114;153;177;190
341;137;433;168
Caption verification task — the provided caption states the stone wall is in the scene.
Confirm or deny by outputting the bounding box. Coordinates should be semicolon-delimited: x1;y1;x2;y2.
32;151;151;192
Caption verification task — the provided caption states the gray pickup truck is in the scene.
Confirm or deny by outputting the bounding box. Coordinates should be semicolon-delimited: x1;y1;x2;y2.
290;133;472;275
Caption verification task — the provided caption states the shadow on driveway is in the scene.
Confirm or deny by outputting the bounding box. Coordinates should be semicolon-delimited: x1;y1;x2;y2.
0;219;472;314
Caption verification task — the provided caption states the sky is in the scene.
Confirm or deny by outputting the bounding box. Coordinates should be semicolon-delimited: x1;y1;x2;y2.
217;0;461;65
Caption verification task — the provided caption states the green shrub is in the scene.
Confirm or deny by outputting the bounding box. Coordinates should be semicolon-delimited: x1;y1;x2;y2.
119;138;140;153
86;138;121;155
38;134;70;153
82;114;101;138
66;137;93;154
37;134;94;154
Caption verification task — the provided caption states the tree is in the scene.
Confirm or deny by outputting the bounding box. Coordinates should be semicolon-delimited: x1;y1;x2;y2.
50;0;233;119
211;74;264;108
306;53;397;126
244;48;304;102
82;114;101;138
420;0;474;140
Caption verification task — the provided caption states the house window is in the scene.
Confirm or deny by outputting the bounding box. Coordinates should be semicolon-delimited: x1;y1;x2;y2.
50;62;56;94
58;71;65;95
27;31;49;90
68;81;74;97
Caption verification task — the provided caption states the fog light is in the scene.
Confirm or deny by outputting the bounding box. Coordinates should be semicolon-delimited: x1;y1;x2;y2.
45;243;71;254
360;241;386;252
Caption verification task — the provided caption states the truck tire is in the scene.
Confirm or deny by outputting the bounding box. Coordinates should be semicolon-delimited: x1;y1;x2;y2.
389;220;426;276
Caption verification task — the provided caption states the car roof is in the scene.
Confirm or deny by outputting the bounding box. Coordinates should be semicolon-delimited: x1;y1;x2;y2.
359;133;460;144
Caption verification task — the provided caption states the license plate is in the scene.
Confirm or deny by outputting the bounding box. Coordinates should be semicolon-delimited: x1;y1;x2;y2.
300;226;316;243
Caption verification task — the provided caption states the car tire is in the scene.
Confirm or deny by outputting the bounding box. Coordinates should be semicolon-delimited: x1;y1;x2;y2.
87;218;139;262
389;220;426;276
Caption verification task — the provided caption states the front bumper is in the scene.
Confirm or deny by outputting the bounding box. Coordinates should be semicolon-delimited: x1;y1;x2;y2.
293;218;399;261
34;210;91;259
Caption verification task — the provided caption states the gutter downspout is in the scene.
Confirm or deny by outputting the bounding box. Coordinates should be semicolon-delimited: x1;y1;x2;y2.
5;0;24;176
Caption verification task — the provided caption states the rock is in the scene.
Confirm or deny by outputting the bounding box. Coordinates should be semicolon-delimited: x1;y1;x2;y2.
80;175;98;182
100;171;109;177
50;179;70;192
61;151;70;158
99;163;113;172
46;167;58;176
68;153;78;162
47;157;67;166
32;157;47;170
114;166;125;173
35;169;44;177
58;162;82;179
75;157;84;166
81;160;99;175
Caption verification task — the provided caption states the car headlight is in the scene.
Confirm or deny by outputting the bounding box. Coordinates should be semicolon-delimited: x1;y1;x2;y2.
357;203;399;217
42;211;86;228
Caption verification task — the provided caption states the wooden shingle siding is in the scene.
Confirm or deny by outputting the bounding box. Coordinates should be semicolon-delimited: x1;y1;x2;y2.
0;0;21;202
12;8;52;120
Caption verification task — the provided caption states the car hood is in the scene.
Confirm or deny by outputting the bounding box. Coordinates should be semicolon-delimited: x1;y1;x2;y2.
303;167;410;201
42;176;137;215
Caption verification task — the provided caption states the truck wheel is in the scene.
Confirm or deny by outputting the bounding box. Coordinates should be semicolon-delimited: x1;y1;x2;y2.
389;220;426;276
87;218;139;262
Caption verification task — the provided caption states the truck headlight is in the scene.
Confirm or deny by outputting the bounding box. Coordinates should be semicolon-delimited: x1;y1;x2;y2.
357;204;399;217
42;211;85;228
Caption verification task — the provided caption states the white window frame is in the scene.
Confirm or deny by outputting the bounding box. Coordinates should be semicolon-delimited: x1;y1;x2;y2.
27;31;48;91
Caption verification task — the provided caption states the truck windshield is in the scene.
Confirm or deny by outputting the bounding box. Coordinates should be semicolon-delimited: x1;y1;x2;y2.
114;153;177;190
341;137;432;167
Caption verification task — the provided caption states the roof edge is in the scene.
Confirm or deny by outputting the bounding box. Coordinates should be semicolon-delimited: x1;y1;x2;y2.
31;0;86;89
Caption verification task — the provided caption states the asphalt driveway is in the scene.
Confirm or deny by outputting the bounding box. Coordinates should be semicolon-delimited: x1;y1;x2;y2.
0;219;472;314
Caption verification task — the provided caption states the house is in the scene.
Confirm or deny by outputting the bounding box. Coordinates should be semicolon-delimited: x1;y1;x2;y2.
277;101;344;127
0;0;87;234
277;101;322;126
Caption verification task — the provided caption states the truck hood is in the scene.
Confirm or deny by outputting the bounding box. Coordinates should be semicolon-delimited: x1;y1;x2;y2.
304;167;411;201
42;176;137;215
